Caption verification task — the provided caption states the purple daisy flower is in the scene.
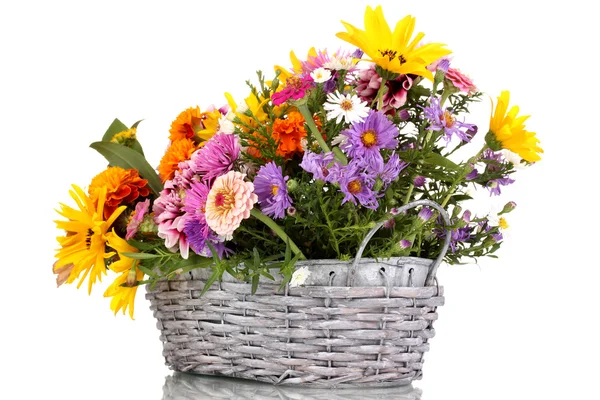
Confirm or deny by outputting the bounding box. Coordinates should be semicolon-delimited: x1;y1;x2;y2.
190;133;240;181
422;97;476;143
487;177;515;196
299;151;336;182
254;162;293;219
364;153;407;186
337;162;378;210
340;109;399;161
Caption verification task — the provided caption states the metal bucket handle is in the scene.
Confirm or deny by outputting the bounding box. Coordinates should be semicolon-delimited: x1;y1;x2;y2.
346;199;452;287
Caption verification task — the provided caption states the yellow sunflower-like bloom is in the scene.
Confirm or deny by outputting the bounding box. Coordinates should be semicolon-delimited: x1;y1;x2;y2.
54;185;126;294
103;230;144;319
488;91;543;163
336;6;451;80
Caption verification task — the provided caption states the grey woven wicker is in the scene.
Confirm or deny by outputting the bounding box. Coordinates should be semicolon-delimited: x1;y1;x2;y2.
147;200;451;388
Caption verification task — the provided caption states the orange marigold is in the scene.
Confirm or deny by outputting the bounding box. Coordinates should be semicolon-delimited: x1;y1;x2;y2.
89;167;150;220
169;106;202;141
158;138;197;182
272;111;308;158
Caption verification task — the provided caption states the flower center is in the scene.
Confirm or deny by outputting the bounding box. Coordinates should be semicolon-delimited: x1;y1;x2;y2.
348;179;362;194
288;76;302;89
378;49;406;64
499;217;509;230
214;190;234;209
340;99;353;111
361;130;377;147
271;185;279;196
443;111;455;128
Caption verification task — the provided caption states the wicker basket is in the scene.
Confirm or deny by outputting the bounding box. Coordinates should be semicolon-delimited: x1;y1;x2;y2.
147;200;451;387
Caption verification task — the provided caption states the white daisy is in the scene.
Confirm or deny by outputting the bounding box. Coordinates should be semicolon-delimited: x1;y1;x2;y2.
290;266;311;287
310;67;332;83
218;116;235;134
323;91;369;124
323;54;354;71
501;149;526;169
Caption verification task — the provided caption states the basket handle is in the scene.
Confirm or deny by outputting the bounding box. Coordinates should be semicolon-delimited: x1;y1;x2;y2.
346;199;452;287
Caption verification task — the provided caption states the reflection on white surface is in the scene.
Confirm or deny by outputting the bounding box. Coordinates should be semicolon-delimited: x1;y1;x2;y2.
162;372;422;399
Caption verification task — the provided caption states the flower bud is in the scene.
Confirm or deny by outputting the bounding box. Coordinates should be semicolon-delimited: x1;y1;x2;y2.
286;206;297;217
413;175;426;187
286;179;299;193
383;219;395;229
418;207;433;222
126;268;138;287
399;239;412;249
499;201;517;215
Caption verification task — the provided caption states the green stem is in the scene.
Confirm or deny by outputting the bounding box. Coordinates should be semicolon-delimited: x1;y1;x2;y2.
403;184;415;205
440;144;488;208
250;209;306;260
317;182;341;258
298;104;347;165
372;77;388;110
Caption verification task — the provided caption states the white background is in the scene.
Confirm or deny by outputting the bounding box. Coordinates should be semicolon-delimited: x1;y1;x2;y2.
1;0;598;399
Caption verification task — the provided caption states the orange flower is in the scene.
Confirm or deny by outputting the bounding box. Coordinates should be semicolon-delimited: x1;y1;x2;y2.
169;106;203;141
89;167;150;220
272;111;308;158
158;138;197;182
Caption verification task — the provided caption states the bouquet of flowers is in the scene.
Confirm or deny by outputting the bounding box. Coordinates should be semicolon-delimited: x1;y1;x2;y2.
53;5;542;320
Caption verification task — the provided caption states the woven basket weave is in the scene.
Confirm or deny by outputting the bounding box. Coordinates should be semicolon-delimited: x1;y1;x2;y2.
147;200;451;387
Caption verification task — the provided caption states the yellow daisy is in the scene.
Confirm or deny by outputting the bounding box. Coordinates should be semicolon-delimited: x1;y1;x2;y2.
54;185;126;294
103;230;144;319
336;6;451;80
488;91;543;163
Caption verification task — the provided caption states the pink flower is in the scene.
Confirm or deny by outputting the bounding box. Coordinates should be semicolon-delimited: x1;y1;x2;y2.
355;63;413;112
125;199;150;240
190;133;240;181
153;176;190;258
205;171;257;240
446;68;477;95
271;75;314;106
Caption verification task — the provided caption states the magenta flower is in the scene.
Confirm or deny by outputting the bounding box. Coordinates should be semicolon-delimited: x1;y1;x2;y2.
422;97;476;143
355;63;414;112
190;133;240;181
253;162;293;219
125;199;150;240
271;75;314;106
340;109;399;162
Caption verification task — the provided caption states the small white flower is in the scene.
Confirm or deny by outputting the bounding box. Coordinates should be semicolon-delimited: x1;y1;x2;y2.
324;91;369;124
236;101;248;114
310;67;332;83
323;54;354;71
289;266;311;287
300;137;309;151
218;116;235;134
501;149;526;169
331;134;348;147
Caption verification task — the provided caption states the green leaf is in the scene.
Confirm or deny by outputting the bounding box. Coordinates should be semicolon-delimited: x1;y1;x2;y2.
90;141;162;195
423;152;460;171
102;118;128;142
128;240;159;251
251;274;259;295
131;119;144;129
121;252;162;260
200;267;221;297
137;264;159;278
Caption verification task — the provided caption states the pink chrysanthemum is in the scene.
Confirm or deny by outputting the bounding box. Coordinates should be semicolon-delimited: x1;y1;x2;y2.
446;68;477;95
205;171;257;240
271;75;314;106
125;199;150;240
190;133;240;181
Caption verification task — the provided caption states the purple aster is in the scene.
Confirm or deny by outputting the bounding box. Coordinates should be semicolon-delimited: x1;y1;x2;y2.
337;162;378;210
190;133;240;181
126;199;150;240
364;153;407;186
340;109;399;161
183;181;229;258
435;215;474;253
422;97;476;143
487;177;515;196
466;165;479;181
437;59;450;73
254;162;293;219
352;48;364;59
299;151;336;182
